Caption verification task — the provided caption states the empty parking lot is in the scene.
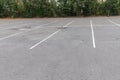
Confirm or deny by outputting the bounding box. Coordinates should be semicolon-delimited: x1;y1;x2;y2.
0;17;120;80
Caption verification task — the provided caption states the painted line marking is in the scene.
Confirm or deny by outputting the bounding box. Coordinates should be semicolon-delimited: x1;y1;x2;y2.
0;32;22;41
33;20;58;30
63;20;74;27
0;20;58;30
0;21;38;30
30;21;74;50
0;20;58;41
30;29;61;50
108;19;120;27
90;20;96;48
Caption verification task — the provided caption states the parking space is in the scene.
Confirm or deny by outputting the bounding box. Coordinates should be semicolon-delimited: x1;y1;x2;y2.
92;18;120;47
0;17;120;80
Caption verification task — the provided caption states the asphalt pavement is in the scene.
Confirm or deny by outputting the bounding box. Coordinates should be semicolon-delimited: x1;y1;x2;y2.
0;17;120;80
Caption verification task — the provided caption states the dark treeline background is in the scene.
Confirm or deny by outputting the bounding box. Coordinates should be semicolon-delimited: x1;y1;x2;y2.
0;0;120;18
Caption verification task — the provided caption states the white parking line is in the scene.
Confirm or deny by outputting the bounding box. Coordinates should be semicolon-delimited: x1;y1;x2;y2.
63;20;74;27
90;20;96;48
0;32;22;41
33;20;58;30
0;23;33;30
108;19;120;27
0;20;39;30
30;29;61;49
0;20;58;30
0;20;58;41
30;21;74;50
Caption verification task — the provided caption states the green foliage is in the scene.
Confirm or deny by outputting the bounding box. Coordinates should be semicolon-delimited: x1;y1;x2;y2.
0;0;119;17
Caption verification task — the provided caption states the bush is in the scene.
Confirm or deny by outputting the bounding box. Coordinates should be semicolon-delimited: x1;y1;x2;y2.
0;0;119;17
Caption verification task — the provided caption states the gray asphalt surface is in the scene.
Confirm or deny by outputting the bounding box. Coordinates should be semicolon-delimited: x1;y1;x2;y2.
0;17;120;80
